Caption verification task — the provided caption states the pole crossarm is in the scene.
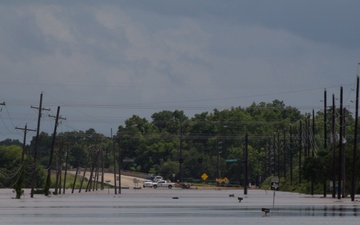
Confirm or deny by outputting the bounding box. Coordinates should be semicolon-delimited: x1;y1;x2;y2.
48;114;66;120
15;126;36;132
0;102;5;111
31;106;50;111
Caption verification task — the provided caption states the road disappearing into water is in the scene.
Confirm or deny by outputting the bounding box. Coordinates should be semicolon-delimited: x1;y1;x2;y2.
68;170;148;189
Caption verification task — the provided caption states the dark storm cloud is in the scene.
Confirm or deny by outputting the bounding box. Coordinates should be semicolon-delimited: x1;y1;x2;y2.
0;0;359;141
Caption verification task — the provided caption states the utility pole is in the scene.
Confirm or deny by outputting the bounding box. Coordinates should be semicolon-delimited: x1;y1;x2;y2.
111;129;117;195
86;148;100;192
79;167;87;193
267;138;271;176
338;86;343;199
16;124;36;161
101;146;105;191
277;131;280;177
312;110;315;157
217;141;222;180
290;126;293;185
118;136;122;194
244;134;248;195
342;107;346;199
323;89;327;197
299;120;302;185
283;129;286;179
273;133;276;176
332;94;336;198
15;124;36;199
311;109;315;196
351;76;359;201
306;115;311;157
267;137;272;177
45;106;66;196
71;166;79;194
30;93;50;198
179;124;183;182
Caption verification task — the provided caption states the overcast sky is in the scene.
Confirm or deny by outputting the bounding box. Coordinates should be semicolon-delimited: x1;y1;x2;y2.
1;0;359;142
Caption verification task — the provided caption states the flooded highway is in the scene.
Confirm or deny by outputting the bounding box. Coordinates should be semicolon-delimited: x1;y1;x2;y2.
0;188;359;225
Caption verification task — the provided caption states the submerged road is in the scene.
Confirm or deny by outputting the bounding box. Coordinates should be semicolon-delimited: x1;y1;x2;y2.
1;188;360;225
68;170;147;188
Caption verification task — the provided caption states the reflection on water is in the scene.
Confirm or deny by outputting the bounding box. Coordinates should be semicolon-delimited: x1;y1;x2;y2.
262;205;359;217
0;189;359;225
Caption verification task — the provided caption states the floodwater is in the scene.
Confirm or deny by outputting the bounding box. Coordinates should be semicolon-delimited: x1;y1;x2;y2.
0;188;359;225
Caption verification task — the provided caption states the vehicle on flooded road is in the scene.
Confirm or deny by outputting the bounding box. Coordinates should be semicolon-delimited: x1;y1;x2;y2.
143;180;156;188
153;180;175;189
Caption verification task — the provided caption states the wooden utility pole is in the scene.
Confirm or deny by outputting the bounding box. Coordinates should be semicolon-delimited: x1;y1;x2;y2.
86;149;100;192
290;126;293;185
101;147;105;190
342;107;347;199
311;110;315;196
277;131;280;177
267;137;271;177
323;89;327;197
71;166;79;194
332;94;336;198
299;120;302;185
45;106;66;196
306;115;311;157
30;93;50;198
244;134;248;195
273;133;276;176
283;129;286;179
79;167;87;193
112;129;117;194
118;136;122;194
338;86;343;199
351;76;359;201
179;124;183;182
16;124;36;161
15;124;35;199
312;110;315;157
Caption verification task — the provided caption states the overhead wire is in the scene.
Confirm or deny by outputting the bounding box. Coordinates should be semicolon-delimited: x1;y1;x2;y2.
40;83;355;110
0;82;357;141
4;105;17;131
0;111;17;135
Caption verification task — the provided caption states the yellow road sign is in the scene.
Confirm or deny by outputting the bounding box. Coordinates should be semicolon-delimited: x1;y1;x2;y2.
201;173;208;181
215;177;228;184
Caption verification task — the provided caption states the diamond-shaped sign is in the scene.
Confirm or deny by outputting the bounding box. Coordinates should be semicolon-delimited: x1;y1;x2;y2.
201;173;208;181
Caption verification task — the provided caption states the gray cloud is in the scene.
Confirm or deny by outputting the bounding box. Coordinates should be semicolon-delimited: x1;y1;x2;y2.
0;1;359;141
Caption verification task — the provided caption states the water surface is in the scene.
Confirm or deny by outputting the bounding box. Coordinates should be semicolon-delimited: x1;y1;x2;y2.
0;188;359;225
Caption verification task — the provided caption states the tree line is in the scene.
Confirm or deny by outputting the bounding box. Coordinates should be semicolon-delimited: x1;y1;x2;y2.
0;98;359;198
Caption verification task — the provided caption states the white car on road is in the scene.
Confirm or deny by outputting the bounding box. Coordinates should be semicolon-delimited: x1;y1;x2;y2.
153;180;175;189
143;180;156;188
